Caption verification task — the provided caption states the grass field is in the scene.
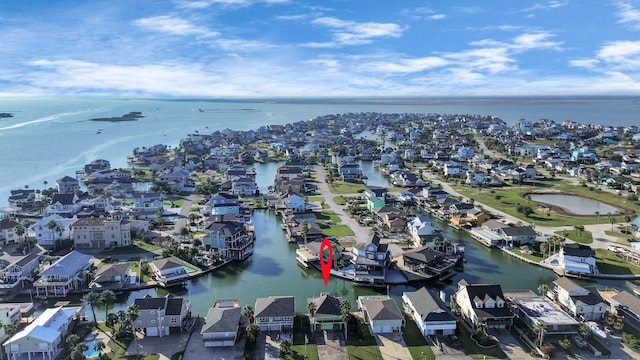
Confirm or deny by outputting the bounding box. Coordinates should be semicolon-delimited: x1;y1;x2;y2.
329;182;367;194
554;230;593;244
323;225;355;237
346;317;382;360
596;249;640;275
457;324;507;359
403;315;435;360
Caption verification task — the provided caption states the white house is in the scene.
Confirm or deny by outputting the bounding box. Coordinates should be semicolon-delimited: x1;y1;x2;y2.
281;194;306;213
149;257;195;287
0;303;21;343
558;243;598;275
134;295;191;337
201;299;241;347
358;295;404;334
33;251;94;298
0;253;40;301
402;287;456;336
3;306;83;360
231;177;258;196
70;217;131;249
254;296;295;332
454;280;514;329
0;218;22;246
34;215;75;248
55;175;80;195
203;193;239;216
45;194;80;217
552;277;608;321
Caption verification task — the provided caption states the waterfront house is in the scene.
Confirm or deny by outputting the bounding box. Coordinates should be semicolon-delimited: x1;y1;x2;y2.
397;247;456;281
55;175;80;195
45;193;80;217
558;243;598;275
277;194;306;213
402;287;457;336
551;277;608;321
132;192;163;212
0;252;40;301
3;306;83;360
201;299;241;347
338;163;363;182
407;215;437;246
364;187;387;212
202;193;239;216
254;296;295;332
498;226;537;246
0;218;22;245
231;177;258;197
71;216;131;249
34;250;93;298
89;262;131;289
84;159;111;174
609;291;640;329
149;256;195;287
511;295;579;336
85;168;132;183
358;295;404;334
8;189;36;209
134;295;191;337
204;221;254;261
308;293;344;331
453;280;514;329
351;234;390;283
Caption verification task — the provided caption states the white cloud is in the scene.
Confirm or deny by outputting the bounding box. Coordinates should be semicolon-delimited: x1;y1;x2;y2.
175;0;288;9
616;2;640;29
133;16;218;37
400;7;446;21
511;32;562;50
521;1;568;12
362;57;449;74
597;40;640;70
306;17;404;47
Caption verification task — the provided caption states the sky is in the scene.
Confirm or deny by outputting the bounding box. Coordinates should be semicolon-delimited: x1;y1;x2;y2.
1;0;640;97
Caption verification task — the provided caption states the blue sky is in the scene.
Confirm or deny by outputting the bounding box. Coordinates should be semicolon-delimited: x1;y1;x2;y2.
1;0;640;97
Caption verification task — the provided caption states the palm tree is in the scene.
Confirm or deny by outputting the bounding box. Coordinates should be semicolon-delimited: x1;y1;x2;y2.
99;290;117;321
279;339;292;357
307;301;317;318
93;340;106;358
578;324;591;339
82;291;102;324
242;304;254;323
301;221;309;245
66;333;80;348
537;283;549;297
246;323;260;344
126;304;140;359
70;342;88;360
534;322;547;348
46;219;58;249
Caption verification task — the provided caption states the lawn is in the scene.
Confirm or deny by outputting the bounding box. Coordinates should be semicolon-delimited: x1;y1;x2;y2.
554;229;593;244
133;240;162;252
595;249;640;275
289;315;319;360
403;315;435;360
453;180;639;228
456;324;507;359
323;225;355;237
346;317;382;360
315;211;342;223
333;196;347;205
100;243;158;255
511;249;545;263
329;182;367;194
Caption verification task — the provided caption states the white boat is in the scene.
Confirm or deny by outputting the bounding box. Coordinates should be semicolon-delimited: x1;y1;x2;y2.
586;321;607;339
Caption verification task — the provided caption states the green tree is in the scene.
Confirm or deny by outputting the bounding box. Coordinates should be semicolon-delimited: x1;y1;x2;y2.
242;305;254;323
70;342;88;360
578;324;591;339
534;322;547;348
279;339;292;358
93;340;106;357
301;221;309;245
180;226;190;241
66;333;80;347
558;338;572;351
99;290;117;321
246;323;260;344
126;303;140;359
307;301;317;318
106;313;118;329
537;283;549;296
82;291;102;324
46;219;58;249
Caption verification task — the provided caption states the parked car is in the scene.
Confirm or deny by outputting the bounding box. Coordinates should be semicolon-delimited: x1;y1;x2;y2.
572;334;588;348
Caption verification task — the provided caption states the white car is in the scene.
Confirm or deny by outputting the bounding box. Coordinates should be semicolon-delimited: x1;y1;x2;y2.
572;334;588;348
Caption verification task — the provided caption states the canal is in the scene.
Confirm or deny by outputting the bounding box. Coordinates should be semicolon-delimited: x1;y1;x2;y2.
94;162;634;318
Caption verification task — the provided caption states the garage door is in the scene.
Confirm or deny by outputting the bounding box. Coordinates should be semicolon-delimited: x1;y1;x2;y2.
381;326;392;333
204;341;225;347
147;327;158;337
268;324;281;331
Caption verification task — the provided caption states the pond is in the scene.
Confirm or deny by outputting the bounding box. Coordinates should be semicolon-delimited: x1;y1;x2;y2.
529;193;621;216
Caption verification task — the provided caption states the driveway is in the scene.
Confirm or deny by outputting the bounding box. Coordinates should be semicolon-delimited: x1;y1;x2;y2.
125;330;190;359
183;319;245;360
315;330;348;360
375;333;412;360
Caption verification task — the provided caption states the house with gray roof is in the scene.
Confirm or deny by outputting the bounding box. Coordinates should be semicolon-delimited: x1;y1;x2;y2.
0;218;22;245
552;277;608;321
33;250;94;298
307;293;343;331
201;299;241;347
89;262;130;289
358;295;404;334
453;280;514;329
254;296;295;332
402;287;456;336
610;290;640;330
149;256;197;287
134;295;191;337
0;252;40;301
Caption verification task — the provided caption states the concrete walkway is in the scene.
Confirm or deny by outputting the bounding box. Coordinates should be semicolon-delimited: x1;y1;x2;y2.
315;330;348;360
375;333;413;360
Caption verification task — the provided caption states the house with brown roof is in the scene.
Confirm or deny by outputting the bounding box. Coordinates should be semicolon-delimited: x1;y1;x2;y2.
358;295;404;334
71;216;131;249
149;257;197;287
0;218;22;245
89;263;130;289
453;279;514;329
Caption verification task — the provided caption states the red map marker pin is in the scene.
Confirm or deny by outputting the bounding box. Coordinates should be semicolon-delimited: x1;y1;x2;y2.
320;237;333;286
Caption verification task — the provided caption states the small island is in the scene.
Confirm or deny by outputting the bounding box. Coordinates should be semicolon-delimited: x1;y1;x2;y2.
0;112;14;118
89;111;144;122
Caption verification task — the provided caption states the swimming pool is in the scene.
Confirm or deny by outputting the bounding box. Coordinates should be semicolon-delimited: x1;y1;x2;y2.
184;266;196;273
550;259;559;266
83;338;100;358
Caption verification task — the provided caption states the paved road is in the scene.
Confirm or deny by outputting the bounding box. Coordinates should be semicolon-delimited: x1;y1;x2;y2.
313;165;373;246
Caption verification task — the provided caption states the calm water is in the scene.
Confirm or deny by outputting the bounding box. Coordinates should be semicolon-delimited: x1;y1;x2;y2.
1;96;640;205
530;193;621;215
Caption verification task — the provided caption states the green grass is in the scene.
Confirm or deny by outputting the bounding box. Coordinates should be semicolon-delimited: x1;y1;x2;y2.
456;324;507;359
403;315;435;360
586;335;611;356
286;315;320;360
323;225;355;237
511;249;545;263
100;243;159;255
346;317;382;360
453;180;639;228
133;240;162;252
605;230;630;240
595;249;640;275
329;182;367;194
554;230;593;244
315;211;341;223
307;196;325;203
333;196;347;205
